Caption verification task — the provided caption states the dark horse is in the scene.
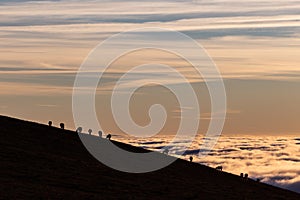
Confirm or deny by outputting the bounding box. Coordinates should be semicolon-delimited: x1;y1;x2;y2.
106;134;112;140
216;166;223;171
60;123;65;129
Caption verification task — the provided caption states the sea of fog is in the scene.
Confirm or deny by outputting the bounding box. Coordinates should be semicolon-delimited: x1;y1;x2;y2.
112;134;300;193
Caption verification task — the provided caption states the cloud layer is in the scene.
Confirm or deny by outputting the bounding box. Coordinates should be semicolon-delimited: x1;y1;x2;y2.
119;134;300;193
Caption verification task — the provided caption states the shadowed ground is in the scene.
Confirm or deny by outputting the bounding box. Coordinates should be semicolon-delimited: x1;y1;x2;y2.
1;115;299;199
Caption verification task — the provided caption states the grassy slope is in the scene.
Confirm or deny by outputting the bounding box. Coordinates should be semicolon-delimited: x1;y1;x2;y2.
1;115;299;199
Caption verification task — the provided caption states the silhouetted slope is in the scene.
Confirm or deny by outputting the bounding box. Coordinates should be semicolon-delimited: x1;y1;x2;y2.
1;115;299;199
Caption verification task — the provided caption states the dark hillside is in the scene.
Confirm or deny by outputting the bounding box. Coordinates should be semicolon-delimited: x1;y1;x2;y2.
1;115;299;199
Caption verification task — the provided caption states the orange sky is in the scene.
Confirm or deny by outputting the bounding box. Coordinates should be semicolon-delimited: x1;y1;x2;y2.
0;0;300;135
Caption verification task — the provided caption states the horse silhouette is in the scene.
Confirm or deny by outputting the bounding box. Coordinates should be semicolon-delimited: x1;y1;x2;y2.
216;166;223;171
106;134;112;140
98;131;103;138
60;123;65;129
163;149;169;154
76;127;82;134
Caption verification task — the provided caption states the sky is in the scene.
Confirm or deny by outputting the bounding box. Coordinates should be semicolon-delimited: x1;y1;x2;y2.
0;0;300;135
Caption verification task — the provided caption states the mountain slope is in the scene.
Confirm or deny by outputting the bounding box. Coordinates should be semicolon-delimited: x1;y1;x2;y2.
1;115;299;199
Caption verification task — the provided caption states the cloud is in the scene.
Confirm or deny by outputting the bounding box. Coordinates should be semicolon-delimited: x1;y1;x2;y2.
138;141;165;145
217;148;239;153
1;0;300;92
37;104;59;107
0;67;67;72
0;81;72;95
1;0;299;37
118;135;300;193
280;158;300;162
176;149;200;155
